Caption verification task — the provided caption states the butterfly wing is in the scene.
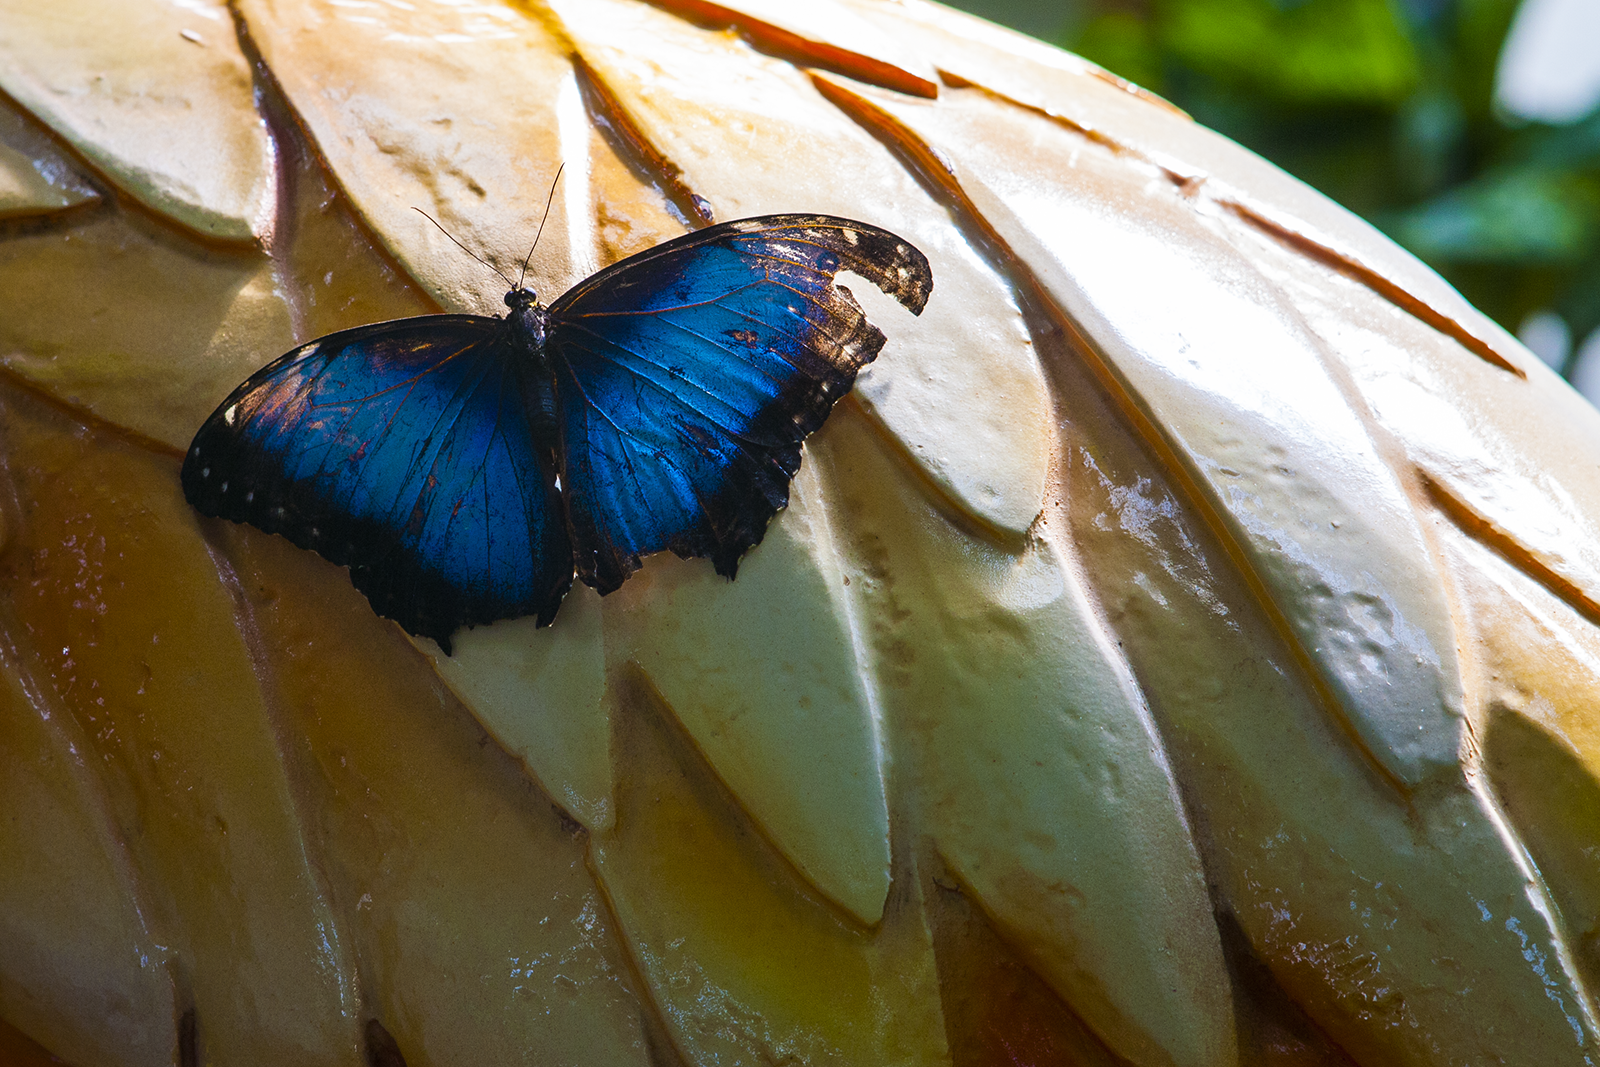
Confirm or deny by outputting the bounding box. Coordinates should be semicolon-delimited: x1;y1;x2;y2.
546;214;932;592
181;316;573;651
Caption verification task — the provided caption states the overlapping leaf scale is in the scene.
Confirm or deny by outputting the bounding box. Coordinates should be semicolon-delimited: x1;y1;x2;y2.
237;0;595;315
817;410;1238;1067
869;72;1600;1066
853;78;1467;790
591;650;947;1067
1241;220;1600;653
8;2;1600;1065
0;212;294;452
0;0;272;241
599;461;892;925
219;529;651;1067
0;101;98;221
1066;378;1600;1064
1443;524;1600;1007
426;587;614;830
0;388;364;1065
0;620;175;1067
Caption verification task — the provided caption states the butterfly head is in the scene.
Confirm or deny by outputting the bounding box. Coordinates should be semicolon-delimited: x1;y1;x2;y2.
505;286;540;311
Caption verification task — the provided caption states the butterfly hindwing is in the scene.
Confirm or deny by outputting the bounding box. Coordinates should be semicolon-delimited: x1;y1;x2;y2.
181;317;573;651
547;214;932;591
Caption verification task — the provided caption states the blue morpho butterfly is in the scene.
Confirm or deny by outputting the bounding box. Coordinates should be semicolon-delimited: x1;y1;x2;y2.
182;214;933;653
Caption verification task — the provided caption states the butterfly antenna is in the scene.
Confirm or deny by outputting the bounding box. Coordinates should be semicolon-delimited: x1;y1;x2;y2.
411;207;518;291
519;164;565;289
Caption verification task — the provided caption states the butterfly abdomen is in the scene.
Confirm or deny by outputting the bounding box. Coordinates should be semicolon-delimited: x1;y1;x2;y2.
524;372;560;451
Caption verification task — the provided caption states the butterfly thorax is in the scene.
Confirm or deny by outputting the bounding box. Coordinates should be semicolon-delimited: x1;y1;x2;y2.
505;287;559;450
505;287;549;358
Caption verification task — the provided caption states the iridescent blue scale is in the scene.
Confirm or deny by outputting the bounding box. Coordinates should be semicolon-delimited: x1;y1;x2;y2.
182;215;932;652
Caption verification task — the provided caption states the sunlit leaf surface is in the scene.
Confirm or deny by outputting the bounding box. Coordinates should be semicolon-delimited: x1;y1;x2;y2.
5;2;1600;1066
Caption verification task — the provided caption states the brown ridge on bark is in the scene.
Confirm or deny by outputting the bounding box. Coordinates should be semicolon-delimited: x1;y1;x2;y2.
1080;65;1191;119
570;53;715;227
934;68;1525;382
939;68;1133;160
646;0;937;98
941;64;1185;123
1422;469;1600;629
0;365;183;459
812;69;1411;798
1226;203;1526;380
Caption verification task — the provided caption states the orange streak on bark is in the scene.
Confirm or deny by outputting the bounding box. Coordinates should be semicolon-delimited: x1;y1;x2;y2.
1422;470;1600;628
650;0;938;98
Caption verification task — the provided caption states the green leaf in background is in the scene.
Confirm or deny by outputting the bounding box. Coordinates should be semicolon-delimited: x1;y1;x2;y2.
1159;0;1420;107
1074;12;1165;90
1392;166;1599;264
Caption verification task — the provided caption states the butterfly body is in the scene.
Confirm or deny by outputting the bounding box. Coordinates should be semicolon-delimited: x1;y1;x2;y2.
183;215;932;653
502;288;558;448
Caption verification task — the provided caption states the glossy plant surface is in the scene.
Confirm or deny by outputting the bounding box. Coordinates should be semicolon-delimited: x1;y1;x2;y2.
3;1;1600;1066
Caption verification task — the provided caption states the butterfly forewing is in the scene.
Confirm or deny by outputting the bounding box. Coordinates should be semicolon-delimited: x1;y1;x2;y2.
547;215;932;592
181;317;572;651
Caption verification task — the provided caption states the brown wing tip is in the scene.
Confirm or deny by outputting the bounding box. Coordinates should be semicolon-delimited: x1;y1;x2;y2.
824;217;935;316
739;214;934;316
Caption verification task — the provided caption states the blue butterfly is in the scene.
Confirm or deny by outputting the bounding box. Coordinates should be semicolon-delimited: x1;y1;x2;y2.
182;215;932;652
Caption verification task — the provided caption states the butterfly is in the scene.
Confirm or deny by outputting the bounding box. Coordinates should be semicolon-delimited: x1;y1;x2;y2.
182;215;933;653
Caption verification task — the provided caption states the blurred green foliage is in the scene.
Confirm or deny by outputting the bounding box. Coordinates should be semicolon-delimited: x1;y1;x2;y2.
944;0;1600;370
